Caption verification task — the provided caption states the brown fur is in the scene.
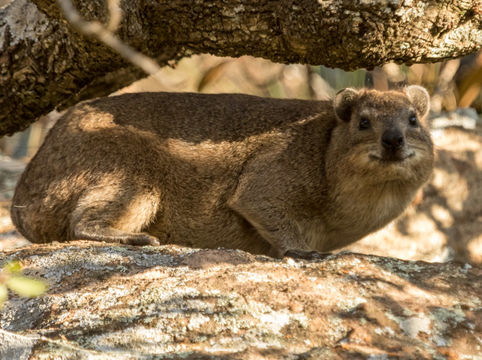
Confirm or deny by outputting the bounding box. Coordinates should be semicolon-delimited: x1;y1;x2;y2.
11;88;434;257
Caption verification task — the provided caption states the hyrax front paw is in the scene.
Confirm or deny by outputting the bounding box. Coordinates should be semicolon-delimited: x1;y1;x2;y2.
284;250;332;261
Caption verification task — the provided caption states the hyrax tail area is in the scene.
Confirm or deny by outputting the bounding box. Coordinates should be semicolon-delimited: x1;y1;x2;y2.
11;100;166;245
12;177;161;245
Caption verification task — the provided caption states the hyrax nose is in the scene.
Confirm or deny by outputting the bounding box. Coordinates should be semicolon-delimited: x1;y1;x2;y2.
381;129;404;151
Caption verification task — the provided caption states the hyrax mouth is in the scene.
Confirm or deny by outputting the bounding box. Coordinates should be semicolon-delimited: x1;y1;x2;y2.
369;151;415;163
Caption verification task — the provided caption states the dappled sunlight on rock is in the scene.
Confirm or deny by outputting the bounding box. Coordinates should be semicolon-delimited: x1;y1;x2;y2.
0;243;480;358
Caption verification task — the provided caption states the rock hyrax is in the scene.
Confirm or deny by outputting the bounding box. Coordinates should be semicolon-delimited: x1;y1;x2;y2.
11;87;434;257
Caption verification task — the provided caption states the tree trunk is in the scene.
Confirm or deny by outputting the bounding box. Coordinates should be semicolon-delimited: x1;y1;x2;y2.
0;0;480;135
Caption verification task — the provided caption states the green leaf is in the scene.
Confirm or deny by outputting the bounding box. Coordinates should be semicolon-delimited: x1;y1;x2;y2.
0;284;7;307
6;276;47;297
3;261;22;274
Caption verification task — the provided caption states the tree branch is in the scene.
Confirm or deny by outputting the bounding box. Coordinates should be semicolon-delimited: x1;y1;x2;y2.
0;0;480;135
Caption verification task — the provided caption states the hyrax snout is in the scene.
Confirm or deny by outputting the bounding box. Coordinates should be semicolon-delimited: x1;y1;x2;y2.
11;87;434;257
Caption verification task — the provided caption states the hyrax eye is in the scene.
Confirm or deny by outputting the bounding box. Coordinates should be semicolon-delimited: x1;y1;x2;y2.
359;116;371;130
409;114;418;126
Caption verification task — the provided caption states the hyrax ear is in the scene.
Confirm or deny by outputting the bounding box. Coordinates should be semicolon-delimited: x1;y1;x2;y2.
404;85;430;118
334;88;358;122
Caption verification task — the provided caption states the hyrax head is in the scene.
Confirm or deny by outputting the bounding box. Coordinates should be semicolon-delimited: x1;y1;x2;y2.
333;86;434;183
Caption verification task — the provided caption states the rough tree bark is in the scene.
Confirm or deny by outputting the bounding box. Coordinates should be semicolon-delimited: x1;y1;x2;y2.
0;0;480;136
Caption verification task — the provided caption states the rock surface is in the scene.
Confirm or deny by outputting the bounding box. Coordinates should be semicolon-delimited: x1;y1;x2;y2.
0;241;480;359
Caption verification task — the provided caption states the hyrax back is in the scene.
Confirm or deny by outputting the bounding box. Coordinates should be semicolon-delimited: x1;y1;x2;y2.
11;88;434;257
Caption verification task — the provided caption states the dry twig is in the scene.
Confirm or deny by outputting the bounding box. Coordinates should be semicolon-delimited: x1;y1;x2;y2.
57;0;166;85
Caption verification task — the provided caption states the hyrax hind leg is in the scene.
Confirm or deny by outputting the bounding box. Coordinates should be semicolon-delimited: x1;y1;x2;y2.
70;183;161;246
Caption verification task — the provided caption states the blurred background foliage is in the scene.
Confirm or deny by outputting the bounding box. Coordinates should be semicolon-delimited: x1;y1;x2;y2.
1;50;481;160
